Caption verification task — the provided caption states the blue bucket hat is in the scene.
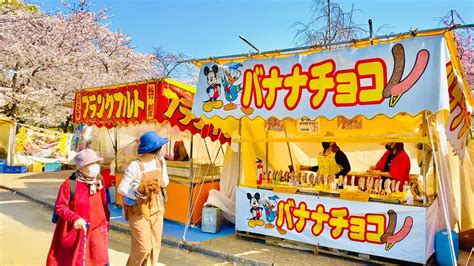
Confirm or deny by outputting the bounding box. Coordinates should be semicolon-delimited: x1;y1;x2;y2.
138;131;168;155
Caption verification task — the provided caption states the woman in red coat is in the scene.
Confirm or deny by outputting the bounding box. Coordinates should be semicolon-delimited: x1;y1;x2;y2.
47;149;110;266
369;142;411;190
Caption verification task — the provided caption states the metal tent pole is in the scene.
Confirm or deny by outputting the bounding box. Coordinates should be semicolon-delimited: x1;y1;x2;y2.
8;122;15;165
265;130;269;175
179;25;474;64
422;112;428;205
113;128;118;174
187;134;194;227
283;122;294;171
238;118;242;187
426;115;457;266
203;138;212;164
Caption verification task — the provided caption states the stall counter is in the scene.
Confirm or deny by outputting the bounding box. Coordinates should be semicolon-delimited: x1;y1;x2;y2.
236;185;440;264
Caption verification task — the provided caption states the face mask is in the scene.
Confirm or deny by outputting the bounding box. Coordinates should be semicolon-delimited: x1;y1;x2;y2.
87;164;100;178
322;142;331;150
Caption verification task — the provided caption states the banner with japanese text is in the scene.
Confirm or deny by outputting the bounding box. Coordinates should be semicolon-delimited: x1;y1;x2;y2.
444;62;472;161
155;81;231;144
73;81;231;144
73;81;154;128
192;35;450;120
236;187;431;264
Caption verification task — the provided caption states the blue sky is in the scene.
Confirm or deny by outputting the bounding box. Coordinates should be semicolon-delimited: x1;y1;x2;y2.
36;0;473;59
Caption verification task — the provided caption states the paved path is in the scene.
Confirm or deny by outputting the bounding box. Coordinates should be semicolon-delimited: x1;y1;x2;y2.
3;171;472;265
0;172;363;266
0;189;230;265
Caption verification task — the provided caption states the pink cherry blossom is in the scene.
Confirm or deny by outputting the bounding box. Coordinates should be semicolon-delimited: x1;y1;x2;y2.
0;4;156;127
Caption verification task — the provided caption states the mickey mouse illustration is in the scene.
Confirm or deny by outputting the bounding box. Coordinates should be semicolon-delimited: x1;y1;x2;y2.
247;192;265;228
222;63;254;115
262;195;287;235
203;64;223;112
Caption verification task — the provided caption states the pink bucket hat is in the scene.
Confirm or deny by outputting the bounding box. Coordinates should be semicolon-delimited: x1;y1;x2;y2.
75;149;103;170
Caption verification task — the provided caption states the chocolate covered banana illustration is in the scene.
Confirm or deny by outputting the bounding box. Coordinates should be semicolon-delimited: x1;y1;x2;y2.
383;44;405;98
386;217;413;251
383;43;430;107
380;210;397;243
380;209;414;251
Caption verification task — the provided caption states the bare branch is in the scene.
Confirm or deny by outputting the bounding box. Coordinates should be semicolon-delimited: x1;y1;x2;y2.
293;0;376;47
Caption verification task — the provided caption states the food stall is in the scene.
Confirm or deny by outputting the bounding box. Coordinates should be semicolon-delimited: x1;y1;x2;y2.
0;116;15;165
14;124;71;169
72;78;231;225
189;30;473;264
1;116;73;172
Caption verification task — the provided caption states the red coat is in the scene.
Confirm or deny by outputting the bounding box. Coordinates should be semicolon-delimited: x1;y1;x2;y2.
47;177;110;266
100;169;114;189
375;150;411;189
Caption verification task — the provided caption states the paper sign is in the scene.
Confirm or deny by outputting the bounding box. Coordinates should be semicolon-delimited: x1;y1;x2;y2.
297;117;320;132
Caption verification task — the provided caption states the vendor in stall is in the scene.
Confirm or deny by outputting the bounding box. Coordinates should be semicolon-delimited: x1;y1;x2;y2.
368;142;410;189
173;140;189;161
297;142;351;176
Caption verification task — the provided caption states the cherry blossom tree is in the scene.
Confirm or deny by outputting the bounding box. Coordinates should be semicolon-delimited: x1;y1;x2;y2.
439;10;473;93
0;1;156;127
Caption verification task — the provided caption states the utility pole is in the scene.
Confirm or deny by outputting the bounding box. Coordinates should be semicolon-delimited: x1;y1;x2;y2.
368;19;373;38
450;9;454;26
327;0;331;42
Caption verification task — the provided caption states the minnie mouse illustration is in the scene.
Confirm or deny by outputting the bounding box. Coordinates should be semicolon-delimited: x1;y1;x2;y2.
247;192;265;228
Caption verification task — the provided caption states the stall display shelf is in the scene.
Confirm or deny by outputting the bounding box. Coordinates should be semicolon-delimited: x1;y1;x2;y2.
248;170;429;206
249;183;430;206
166;161;221;179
